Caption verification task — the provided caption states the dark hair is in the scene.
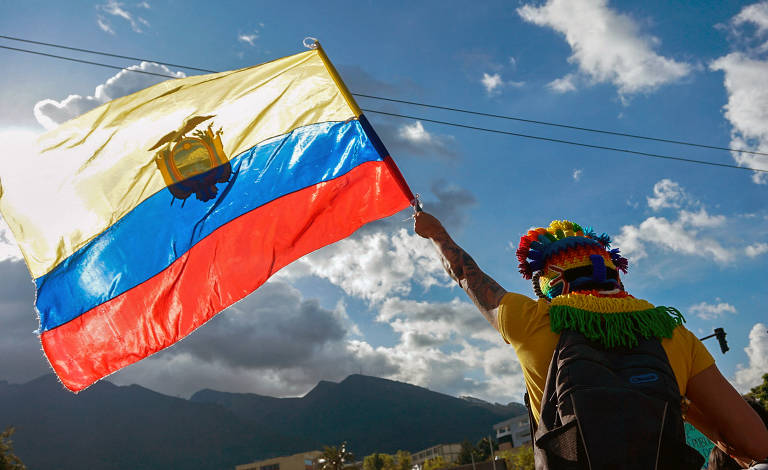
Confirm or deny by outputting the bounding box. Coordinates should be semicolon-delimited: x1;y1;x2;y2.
707;396;768;470
708;448;741;470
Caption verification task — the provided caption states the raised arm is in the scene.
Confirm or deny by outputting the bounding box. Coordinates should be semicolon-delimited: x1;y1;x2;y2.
685;364;768;464
414;211;507;328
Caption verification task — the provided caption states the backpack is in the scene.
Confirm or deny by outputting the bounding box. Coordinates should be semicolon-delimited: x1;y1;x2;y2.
528;329;704;470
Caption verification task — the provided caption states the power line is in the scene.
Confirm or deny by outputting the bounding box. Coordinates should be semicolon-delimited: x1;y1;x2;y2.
362;109;767;174
3;34;767;159
353;93;768;158
0;45;178;79
0;34;216;73
1;41;766;174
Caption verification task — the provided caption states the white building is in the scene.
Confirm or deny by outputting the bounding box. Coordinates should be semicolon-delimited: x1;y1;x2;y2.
493;414;531;450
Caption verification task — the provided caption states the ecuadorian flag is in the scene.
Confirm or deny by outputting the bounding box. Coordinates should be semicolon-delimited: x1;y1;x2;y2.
0;45;413;391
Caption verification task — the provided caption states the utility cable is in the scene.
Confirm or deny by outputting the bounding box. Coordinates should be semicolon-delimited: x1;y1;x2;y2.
0;34;216;73
3;34;768;159
353;93;768;158
3;34;767;159
361;109;767;173
1;42;766;174
0;45;178;79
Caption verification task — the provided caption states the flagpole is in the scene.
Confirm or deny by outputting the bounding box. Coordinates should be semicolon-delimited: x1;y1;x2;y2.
308;38;417;204
311;40;363;118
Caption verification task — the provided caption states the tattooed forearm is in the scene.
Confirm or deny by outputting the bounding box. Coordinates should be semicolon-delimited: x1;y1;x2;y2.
431;231;506;325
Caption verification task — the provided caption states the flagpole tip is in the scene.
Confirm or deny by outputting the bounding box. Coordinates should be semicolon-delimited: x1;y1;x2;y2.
303;37;319;49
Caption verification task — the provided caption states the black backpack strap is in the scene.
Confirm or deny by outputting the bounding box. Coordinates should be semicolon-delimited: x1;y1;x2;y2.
525;391;537;448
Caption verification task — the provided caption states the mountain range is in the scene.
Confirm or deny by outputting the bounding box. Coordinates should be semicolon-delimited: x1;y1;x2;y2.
0;374;524;470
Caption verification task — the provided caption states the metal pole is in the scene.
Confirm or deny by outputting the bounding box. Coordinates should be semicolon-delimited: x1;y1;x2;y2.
488;435;496;470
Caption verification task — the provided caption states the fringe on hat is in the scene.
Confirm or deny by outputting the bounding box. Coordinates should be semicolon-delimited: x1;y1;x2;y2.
549;304;685;348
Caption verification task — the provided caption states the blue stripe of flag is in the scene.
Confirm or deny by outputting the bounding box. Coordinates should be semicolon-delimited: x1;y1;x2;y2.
36;119;384;332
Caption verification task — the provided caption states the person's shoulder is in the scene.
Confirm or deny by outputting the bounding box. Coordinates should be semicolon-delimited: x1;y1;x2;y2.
499;292;547;316
497;292;550;344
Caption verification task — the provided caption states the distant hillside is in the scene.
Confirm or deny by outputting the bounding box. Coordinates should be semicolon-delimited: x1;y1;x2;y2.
1;374;523;470
191;374;525;456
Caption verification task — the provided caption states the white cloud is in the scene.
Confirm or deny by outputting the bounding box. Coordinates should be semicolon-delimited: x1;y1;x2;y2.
616;216;733;264
548;73;577;93
615;180;734;264
378;297;497;344
481;72;523;96
110;281;401;397
689;300;737;320
482;73;503;95
278;228;450;303
678;208;726;228
97;0;149;33
108;282;525;403
238;33;259;46
647;178;690;210
733;322;768;393
393;121;459;160
572;168;583;181
369;296;523;399
518;0;691;97
97;16;115;34
710;53;768;184
746;242;768;257
733;1;768;36
33;62;185;130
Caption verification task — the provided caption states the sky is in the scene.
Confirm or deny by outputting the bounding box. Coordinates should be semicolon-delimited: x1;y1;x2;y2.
0;0;767;404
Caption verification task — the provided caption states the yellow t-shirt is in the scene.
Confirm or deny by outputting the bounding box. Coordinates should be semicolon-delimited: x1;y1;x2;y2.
497;292;715;423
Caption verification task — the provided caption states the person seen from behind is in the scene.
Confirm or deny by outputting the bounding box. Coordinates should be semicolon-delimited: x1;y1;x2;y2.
413;210;768;468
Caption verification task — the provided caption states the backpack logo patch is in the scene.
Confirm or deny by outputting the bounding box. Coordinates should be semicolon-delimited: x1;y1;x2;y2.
629;373;659;384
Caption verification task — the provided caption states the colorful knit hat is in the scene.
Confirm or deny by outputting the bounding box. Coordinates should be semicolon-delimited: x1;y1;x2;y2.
516;220;629;299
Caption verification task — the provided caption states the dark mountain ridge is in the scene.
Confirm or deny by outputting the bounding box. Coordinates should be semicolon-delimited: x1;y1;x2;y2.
1;374;523;470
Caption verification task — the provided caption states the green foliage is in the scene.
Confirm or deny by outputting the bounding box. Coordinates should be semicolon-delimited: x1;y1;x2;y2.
394;450;412;470
457;440;477;465
497;447;533;470
320;442;355;470
362;450;411;470
423;455;447;470
363;453;394;470
457;438;498;464
474;437;498;462
747;373;768;410
1;426;27;470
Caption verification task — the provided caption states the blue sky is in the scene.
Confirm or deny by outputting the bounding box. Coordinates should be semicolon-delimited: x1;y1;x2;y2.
0;0;767;403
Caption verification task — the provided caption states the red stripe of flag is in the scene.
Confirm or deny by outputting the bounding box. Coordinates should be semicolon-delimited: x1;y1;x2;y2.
42;159;411;391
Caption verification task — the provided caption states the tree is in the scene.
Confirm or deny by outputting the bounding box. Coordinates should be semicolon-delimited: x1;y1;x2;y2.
458;437;499;465
394;450;412;470
0;426;26;470
747;373;768;410
457;440;482;465
319;442;355;470
363;453;394;470
423;456;446;470
498;447;533;470
474;437;498;462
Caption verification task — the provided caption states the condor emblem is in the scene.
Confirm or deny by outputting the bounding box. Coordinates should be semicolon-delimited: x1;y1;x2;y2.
150;115;232;202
